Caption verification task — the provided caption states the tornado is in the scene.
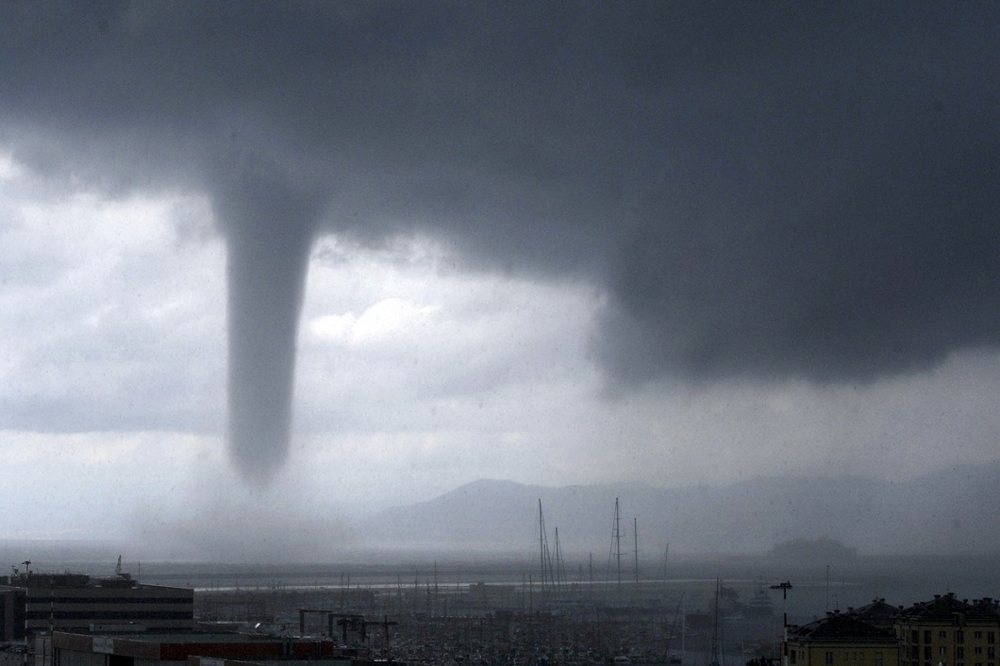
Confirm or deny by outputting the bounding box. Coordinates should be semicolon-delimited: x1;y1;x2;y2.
211;160;324;484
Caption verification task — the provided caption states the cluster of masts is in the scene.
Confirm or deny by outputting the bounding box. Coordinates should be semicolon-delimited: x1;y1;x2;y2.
537;499;565;591
537;497;670;597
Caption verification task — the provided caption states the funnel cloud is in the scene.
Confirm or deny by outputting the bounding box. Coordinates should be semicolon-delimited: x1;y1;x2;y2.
1;3;998;483
212;159;326;482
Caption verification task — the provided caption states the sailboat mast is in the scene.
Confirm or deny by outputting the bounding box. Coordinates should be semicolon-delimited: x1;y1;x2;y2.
554;527;563;588
711;578;721;666
538;499;546;595
614;498;622;595
588;552;593;603
634;517;640;592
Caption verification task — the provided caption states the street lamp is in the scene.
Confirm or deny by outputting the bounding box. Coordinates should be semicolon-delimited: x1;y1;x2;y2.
771;582;793;666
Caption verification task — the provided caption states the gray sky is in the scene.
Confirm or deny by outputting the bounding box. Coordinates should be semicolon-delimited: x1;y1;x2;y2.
1;2;999;553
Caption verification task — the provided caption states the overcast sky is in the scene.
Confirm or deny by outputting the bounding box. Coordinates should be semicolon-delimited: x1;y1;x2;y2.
1;2;999;557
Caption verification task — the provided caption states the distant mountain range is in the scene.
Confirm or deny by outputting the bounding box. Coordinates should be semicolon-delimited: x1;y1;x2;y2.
361;460;1000;557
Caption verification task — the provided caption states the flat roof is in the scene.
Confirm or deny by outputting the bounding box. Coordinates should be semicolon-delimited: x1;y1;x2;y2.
61;632;285;643
190;655;372;666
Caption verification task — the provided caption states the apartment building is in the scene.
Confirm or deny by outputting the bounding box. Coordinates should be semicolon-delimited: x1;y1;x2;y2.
787;611;900;666
896;594;1000;666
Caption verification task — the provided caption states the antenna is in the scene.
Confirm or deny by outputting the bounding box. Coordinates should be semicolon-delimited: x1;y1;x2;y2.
825;564;830;612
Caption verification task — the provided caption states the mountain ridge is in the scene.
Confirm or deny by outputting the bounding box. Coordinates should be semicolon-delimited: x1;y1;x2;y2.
362;461;1000;556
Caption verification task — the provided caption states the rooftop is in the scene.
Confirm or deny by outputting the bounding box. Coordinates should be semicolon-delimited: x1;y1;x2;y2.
789;612;898;643
898;593;1000;622
848;598;902;625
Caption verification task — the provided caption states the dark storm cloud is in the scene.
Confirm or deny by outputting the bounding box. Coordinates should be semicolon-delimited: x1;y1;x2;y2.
2;2;998;473
601;119;1000;384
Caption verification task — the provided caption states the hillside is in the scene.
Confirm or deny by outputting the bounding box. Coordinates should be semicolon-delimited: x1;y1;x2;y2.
361;461;1000;557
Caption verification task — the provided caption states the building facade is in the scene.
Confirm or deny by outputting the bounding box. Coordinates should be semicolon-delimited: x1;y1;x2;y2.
0;588;26;642
787;612;901;666
49;631;342;666
0;573;193;639
784;593;1000;666
895;594;1000;666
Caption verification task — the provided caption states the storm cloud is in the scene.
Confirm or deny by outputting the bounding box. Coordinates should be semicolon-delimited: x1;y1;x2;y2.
2;2;998;480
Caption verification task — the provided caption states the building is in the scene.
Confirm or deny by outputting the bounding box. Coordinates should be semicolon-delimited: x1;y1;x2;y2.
0;587;26;642
786;611;901;666
0;644;29;666
0;572;193;640
849;599;903;632
48;631;353;666
784;593;1000;666
187;655;395;666
895;594;1000;666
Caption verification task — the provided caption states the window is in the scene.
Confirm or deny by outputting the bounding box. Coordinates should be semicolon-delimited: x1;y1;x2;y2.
927;648;934;659
927;632;934;643
976;648;984;655
826;652;834;665
875;652;883;666
943;632;951;640
988;648;995;660
913;631;920;643
943;647;950;655
990;633;996;645
792;651;797;664
975;632;983;640
959;649;966;659
959;632;966;644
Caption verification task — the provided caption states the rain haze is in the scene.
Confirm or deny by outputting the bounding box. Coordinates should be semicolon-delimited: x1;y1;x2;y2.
1;2;999;562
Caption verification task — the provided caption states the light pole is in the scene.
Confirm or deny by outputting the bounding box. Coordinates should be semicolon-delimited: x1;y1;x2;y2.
771;582;793;666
